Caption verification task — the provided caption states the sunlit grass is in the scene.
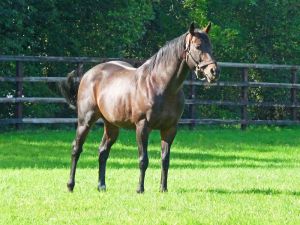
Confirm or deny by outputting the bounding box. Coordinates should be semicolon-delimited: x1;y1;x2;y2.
0;126;300;224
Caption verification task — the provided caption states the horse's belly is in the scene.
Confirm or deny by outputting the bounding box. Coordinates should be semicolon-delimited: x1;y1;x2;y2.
98;84;134;128
100;94;136;128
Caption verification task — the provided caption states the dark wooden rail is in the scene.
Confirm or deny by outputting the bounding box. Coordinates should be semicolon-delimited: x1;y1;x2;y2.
0;55;299;129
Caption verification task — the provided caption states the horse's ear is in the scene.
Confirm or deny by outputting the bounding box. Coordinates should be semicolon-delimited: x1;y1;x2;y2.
203;22;212;34
189;22;195;35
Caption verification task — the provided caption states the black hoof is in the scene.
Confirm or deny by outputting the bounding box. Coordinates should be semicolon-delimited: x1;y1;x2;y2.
98;185;106;192
67;182;75;192
136;188;144;194
160;188;168;193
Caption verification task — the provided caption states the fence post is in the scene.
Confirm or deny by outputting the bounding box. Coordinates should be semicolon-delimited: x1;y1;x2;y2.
15;61;23;129
189;72;196;129
241;68;248;130
290;68;298;121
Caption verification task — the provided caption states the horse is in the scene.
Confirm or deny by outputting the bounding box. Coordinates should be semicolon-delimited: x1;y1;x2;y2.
60;22;220;193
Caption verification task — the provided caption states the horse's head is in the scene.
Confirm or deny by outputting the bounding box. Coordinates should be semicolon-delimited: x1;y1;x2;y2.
185;22;220;83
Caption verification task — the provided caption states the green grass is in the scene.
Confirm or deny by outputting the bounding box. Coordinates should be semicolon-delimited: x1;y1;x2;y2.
0;126;300;225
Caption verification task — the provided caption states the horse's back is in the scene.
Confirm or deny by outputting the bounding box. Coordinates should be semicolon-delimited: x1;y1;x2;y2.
104;61;135;70
79;61;136;89
81;60;134;79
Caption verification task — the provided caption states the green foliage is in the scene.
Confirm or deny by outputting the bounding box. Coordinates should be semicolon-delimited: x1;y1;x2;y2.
202;0;300;64
184;1;300;120
0;127;300;224
0;0;154;57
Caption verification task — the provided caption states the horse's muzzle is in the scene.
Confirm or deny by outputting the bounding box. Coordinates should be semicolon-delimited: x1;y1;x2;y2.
207;67;220;83
196;65;220;83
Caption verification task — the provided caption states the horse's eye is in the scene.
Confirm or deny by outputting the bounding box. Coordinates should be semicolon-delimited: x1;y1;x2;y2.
196;45;201;50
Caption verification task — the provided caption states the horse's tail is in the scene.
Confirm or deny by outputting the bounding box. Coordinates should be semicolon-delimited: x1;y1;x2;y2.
59;70;79;110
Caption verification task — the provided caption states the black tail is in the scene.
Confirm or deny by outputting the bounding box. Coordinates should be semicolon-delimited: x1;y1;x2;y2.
59;70;79;110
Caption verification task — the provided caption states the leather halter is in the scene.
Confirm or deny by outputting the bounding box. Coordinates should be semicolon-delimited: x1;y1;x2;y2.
184;34;216;73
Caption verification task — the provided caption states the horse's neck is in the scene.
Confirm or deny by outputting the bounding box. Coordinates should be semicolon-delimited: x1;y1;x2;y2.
148;57;189;94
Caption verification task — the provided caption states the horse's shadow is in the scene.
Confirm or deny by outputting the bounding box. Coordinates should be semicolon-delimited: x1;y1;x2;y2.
177;187;300;196
0;128;298;169
0;140;297;169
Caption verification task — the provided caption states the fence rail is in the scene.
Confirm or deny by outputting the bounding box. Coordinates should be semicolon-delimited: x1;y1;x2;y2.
0;55;299;129
2;118;300;126
2;76;300;89
1;55;299;69
1;97;300;108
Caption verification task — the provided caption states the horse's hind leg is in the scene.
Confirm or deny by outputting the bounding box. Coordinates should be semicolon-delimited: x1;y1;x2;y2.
67;110;100;192
98;123;119;191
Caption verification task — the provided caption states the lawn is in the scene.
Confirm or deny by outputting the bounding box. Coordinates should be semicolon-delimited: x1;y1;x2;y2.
0;126;299;225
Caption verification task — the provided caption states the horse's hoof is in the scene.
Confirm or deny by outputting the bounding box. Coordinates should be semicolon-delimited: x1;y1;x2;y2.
67;182;75;192
160;188;168;193
136;188;144;194
98;185;106;192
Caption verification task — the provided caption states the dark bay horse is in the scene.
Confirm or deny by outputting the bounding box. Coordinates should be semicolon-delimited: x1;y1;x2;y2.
60;22;220;193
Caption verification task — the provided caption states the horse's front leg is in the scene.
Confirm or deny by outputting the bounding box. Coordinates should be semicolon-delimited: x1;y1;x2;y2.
160;126;177;192
135;119;150;193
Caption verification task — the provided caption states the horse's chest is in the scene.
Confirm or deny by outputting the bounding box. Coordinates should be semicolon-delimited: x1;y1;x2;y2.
146;93;184;129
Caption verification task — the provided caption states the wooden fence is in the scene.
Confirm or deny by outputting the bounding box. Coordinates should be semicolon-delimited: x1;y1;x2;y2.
0;55;299;129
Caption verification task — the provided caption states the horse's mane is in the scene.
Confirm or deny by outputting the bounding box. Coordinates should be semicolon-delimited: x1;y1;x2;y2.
146;32;187;73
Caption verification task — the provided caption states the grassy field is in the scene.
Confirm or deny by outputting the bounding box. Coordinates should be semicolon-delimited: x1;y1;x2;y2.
0;126;299;225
